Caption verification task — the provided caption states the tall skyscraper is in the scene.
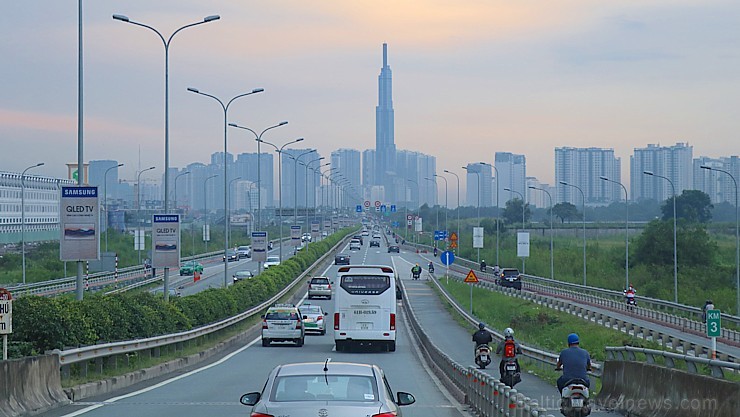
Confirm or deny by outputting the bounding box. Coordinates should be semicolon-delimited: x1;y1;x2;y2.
631;143;693;202
376;43;396;200
555;147;621;205
234;152;273;209
496;152;527;205
332;149;361;207
362;149;376;188
88;160;120;200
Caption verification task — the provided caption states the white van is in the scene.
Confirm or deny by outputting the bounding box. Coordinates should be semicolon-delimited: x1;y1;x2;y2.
333;265;397;352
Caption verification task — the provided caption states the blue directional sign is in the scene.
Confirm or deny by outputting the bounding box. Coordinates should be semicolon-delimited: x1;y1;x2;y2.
356;205;362;213
434;230;448;241
390;205;397;213
440;250;455;266
380;205;387;212
392;221;400;227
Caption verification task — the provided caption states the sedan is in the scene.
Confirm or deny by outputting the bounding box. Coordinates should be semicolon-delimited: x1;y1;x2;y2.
298;303;327;335
240;362;415;416
223;249;239;262
263;256;281;269
233;270;254;283
369;239;380;247
179;260;203;276
334;253;350;265
387;245;400;253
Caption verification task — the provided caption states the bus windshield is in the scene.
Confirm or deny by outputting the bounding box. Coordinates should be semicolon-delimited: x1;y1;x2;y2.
340;275;390;295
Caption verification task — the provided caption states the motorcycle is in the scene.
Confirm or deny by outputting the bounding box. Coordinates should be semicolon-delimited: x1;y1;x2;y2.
475;344;492;369
626;296;636;310
412;270;421;280
500;358;521;387
428;264;435;273
558;377;591;417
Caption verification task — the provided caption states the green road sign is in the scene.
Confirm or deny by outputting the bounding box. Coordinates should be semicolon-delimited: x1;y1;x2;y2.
706;309;721;337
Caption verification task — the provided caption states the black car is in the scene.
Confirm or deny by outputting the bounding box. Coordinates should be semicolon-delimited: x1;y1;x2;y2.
334;253;351;265
223;249;239;262
498;268;522;290
387;245;400;253
369;239;380;247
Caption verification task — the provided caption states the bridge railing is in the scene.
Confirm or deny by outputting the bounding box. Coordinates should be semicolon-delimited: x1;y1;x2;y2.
605;346;740;379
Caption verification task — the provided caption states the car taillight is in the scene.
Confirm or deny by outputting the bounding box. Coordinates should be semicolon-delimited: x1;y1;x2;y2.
334;312;340;330
390;313;396;331
262;319;268;330
372;413;397;417
296;321;302;329
251;413;274;417
327;284;331;290
317;315;323;321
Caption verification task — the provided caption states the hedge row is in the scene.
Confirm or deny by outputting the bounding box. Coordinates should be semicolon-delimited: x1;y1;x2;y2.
9;228;356;357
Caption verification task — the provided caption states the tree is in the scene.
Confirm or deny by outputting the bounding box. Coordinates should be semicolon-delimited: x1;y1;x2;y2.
663;190;713;223
551;202;579;223
502;198;531;225
633;219;716;267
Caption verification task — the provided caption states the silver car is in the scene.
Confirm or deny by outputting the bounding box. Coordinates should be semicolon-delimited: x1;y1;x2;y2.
298;303;327;335
307;276;332;299
240;362;415;416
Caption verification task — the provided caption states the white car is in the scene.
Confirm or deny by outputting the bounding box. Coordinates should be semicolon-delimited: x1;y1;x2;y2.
263;256;281;269
349;239;361;251
261;304;305;347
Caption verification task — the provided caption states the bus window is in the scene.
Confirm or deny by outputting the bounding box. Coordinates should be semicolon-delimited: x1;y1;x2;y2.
340;275;390;295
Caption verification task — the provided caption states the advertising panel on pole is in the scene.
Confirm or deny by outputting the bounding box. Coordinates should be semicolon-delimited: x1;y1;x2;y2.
0;289;12;335
414;217;423;232
291;225;302;246
323;220;331;230
134;230;145;251
202;225;210;242
311;221;320;239
517;231;530;257
332;216;339;228
473;227;484;249
60;186;100;261
251;231;268;262
152;214;180;269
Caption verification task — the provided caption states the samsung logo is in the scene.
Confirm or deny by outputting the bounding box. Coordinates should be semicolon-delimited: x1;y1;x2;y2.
63;187;97;197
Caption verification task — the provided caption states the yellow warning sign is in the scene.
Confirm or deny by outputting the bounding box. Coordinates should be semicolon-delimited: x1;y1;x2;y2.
449;232;458;242
464;269;479;283
449;241;458;249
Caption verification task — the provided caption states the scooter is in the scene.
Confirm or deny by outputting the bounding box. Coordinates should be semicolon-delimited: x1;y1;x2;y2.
428;264;435;274
500;358;521;387
412;271;421;280
626;296;636;310
475;344;492;369
558;376;591;417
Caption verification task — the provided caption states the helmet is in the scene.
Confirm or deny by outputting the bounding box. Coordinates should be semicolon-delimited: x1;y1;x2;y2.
504;327;514;338
706;300;713;304
567;333;580;345
478;322;486;330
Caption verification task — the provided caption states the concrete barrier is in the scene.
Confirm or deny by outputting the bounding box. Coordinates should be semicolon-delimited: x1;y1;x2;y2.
597;360;739;417
0;355;69;417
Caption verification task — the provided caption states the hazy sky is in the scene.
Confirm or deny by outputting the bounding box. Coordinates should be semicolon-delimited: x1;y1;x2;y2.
3;1;740;203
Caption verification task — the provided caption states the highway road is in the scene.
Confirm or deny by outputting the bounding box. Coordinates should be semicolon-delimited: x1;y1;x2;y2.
41;236;470;417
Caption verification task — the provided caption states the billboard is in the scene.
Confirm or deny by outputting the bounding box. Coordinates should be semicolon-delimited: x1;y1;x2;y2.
252;231;268;262
517;232;530;257
291;225;302;246
414;217;423;232
60;186;100;261
473;227;484;249
152;214;180;268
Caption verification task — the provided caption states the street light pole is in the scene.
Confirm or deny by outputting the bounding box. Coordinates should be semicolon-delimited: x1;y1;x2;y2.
424;177;439;247
187;87;264;288
104;163;124;253
601;176;630;289
21;162;44;284
203;174;218;252
529;186;553;279
434;174;448;242
228;176;242;249
701;165;739;314
292;150;315;227
462;166;482;262
228;121;288;230
304;157;325;231
560;181;586;285
136;166;156;265
505;187;525;272
258;137;305;262
173;171;191;214
480;162;500;267
644;171;677;303
407;179;419;243
443;170;460;254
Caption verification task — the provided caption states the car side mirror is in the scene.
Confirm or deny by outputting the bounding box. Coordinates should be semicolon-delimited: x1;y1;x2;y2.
396;391;415;406
240;392;261;406
303;315;308;320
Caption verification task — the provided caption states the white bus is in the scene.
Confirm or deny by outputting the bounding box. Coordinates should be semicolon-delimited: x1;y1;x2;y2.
333;265;397;352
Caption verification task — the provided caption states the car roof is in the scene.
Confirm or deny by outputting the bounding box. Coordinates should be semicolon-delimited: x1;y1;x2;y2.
275;362;377;377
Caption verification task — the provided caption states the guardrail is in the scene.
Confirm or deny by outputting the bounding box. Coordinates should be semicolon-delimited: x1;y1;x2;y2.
51;235;352;379
605;346;740;379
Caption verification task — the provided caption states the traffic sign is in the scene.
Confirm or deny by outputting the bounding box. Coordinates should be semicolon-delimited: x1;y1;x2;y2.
450;241;458;249
706;309;721;337
0;288;12;335
440;251;455;266
449;232;458;242
364;200;371;208
375;200;381;208
356;205;362;213
434;230;448;241
390;205;396;212
375;206;380;212
464;269;479;283
380;205;387;212
407;214;413;220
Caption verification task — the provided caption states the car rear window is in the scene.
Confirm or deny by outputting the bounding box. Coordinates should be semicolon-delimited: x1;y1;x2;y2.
271;375;377;402
310;277;329;284
266;311;299;320
340;275;390;295
502;270;520;277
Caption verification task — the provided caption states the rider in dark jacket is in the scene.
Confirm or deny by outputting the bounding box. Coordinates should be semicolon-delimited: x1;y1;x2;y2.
472;322;493;354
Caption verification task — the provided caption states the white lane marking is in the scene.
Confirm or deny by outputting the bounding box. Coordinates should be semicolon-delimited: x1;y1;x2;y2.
59;248;337;417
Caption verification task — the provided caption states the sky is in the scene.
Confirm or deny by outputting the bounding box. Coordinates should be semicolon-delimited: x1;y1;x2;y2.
3;0;740;203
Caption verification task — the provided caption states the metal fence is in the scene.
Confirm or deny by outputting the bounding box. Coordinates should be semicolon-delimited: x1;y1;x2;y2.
605;346;740;379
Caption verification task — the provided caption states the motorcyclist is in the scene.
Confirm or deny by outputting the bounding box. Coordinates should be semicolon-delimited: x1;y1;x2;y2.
492;265;501;276
433;247;438;257
496;327;522;377
555;333;592;393
411;263;422;278
702;300;715;323
428;261;434;273
472;322;493;354
624;284;636;304
480;259;487;272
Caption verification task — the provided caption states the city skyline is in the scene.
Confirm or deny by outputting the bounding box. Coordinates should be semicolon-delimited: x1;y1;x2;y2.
3;2;740;205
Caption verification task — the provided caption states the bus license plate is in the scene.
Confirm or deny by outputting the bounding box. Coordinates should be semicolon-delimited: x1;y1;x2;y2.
359;322;373;330
571;398;583;408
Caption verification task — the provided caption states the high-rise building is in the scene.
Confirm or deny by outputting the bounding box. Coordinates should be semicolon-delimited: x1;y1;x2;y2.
332;149;361;208
555;147;621;205
465;163;492;207
233;152;274;209
631;143;693;202
526;177;555;209
694;155;740;206
362;149;376;189
375;43;396;200
88;160;120;200
281;149;320;209
496;152;527;205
